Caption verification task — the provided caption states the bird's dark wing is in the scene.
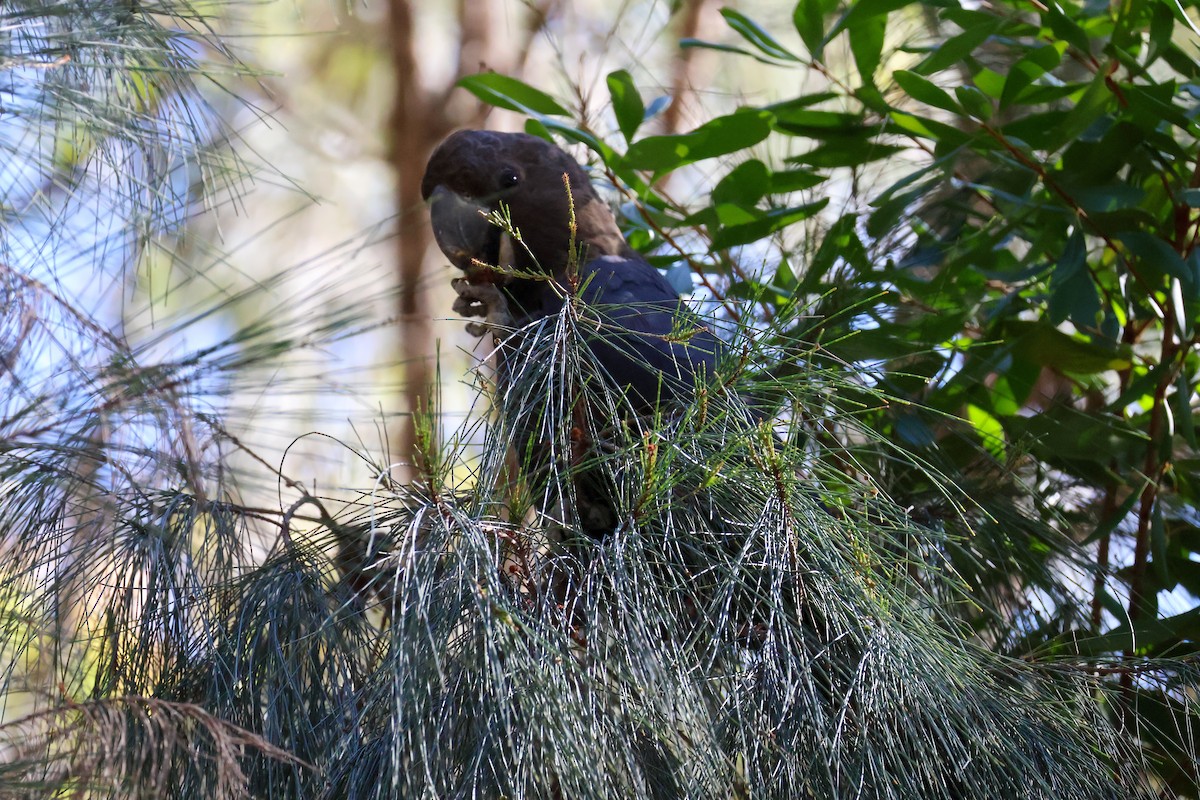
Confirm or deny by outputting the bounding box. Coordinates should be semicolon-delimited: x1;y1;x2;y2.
422;129;728;538
422;130;722;411
572;255;720;410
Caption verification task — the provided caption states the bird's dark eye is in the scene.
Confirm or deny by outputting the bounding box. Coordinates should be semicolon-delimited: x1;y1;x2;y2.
498;168;520;189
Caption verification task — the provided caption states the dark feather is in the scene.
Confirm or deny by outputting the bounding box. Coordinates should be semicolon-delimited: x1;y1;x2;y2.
422;129;720;410
422;129;722;536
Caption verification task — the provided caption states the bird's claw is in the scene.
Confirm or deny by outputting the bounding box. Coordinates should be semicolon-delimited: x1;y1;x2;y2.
452;278;513;337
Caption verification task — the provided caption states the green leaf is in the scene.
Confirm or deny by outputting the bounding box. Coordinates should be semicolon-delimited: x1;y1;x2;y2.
1042;1;1091;55
1007;407;1147;469
525;118;616;164
681;38;785;65
1124;83;1199;135
770;106;869;138
1147;0;1176;65
999;44;1065;109
973;68;1005;98
457;72;571;116
1151;500;1170;586
721;8;800;61
987;356;1041;416
1006;320;1132;373
788;139;906;168
712;160;771;206
829;0;919;41
623;109;774;173
967;403;1006;458
769;168;825;194
810;214;868;277
997;110;1073;150
886;111;970;147
1177;370;1198;449
606;70;644;142
954;85;993;120
849;15;886;84
1060;119;1141;185
1047;72;1115;152
1048;229;1100;326
774;257;798;291
794;0;835;58
868;179;933;239
894;70;961;113
710;199;830;249
1118;232;1192;287
914;17;1003;75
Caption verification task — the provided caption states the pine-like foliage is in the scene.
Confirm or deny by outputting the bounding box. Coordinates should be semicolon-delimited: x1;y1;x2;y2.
1;1;1193;798
309;305;1155;799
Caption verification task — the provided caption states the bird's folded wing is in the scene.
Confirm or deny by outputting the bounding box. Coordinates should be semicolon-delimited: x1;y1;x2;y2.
575;254;721;410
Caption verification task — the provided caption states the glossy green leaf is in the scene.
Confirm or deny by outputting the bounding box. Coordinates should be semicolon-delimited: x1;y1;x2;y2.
710;199;829;249
887;111;970;147
1119;232;1192;287
721;8;800;61
954;85;993;120
788;138;906;168
850;15;886;84
914;17;1003;74
1048;230;1100;326
894;70;961;113
1177;369;1198;449
967;403;1006;458
1151;500;1170;585
1147;0;1176;65
987;356;1041;416
623;109;773;173
457;72;570;116
771;107;869;138
807;216;866;280
1006;320;1132;373
1073;607;1200;655
794;0;835;58
1060;120;1141;185
769;169;825;194
829;0;919;41
525;118;616;164
1042;1;1091;55
681;38;785;65
1125;83;1200;135
1008;407;1147;467
1047;72;1116;152
712;160;771;206
973;68;1005;98
606;70;644;142
999;44;1065;109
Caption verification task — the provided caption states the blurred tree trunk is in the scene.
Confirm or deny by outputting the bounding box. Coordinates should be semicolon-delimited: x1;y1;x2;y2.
662;0;714;136
386;0;492;476
386;0;553;476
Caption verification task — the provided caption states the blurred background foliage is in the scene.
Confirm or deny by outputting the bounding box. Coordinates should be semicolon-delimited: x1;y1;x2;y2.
1;0;1199;796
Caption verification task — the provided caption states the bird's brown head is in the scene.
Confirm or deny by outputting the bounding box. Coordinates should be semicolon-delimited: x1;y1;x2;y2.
421;130;627;279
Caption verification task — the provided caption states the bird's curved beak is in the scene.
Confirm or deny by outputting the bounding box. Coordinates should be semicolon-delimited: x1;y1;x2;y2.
427;185;498;274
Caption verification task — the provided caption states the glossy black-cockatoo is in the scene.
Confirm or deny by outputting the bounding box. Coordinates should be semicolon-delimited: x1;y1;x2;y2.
421;130;722;536
421;129;720;409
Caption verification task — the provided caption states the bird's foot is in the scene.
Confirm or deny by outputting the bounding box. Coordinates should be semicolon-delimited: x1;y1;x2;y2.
452;278;513;337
